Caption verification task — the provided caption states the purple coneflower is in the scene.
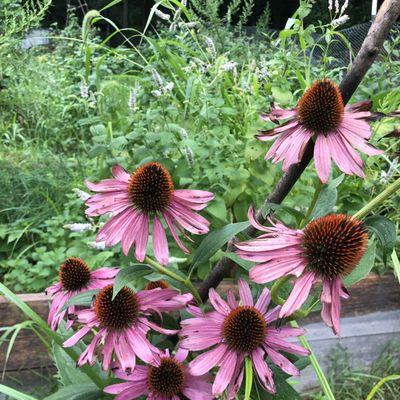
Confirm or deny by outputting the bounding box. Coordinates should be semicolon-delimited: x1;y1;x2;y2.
236;209;368;335
179;279;309;398
144;280;193;312
258;79;383;183
46;257;118;331
63;284;190;371
104;348;213;399
85;163;214;265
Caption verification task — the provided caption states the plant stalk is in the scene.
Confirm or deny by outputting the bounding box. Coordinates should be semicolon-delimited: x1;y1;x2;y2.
291;320;335;400
354;177;400;220
144;256;202;304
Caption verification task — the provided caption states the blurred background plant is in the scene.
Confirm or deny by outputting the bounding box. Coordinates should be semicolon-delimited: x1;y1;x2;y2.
0;0;399;294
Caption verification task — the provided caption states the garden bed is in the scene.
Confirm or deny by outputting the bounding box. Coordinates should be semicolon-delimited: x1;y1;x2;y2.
1;273;400;392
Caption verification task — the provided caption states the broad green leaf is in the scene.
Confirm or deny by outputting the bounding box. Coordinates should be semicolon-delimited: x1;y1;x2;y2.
43;384;102;400
311;174;344;220
0;384;38;400
113;264;152;299
251;369;301;399
52;342;92;386
365;215;397;266
61;289;99;312
225;252;255;271
191;221;250;269
344;242;376;287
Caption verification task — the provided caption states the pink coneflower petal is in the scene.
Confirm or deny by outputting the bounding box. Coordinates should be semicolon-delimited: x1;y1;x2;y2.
314;134;331;183
238;279;254;306
251;347;275;392
264;346;300;376
181;281;308;398
209;288;231;315
62;284;187;371
212;349;237;395
46;258;118;331
85;163;213;264
279;271;316;318
237;211;368;334
189;344;228;376
259;79;382;182
105;353;213;400
255;288;271;314
152;215;169;265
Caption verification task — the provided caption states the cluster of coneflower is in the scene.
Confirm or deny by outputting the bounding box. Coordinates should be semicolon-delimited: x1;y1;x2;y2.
47;77;381;399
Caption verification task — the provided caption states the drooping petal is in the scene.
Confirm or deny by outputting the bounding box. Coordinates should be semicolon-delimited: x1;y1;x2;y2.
314;134;331;183
238;279;253;306
152;215;169;265
279;271;316;318
212;349;238;396
189;344;228;376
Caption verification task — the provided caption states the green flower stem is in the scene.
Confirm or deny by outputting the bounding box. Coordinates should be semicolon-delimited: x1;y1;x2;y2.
0;282;104;389
144;256;202;304
365;374;400;400
290;320;335;400
300;179;322;229
354;177;400;220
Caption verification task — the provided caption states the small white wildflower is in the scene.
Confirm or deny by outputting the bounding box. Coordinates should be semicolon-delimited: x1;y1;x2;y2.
128;86;140;111
180;21;198;28
154;9;171;21
88;241;107;250
184;146;194;167
178;127;189;140
80;80;89;99
151;89;162;98
151;69;164;90
73;188;91;201
380;170;390;185
164;81;174;92
331;14;349;27
335;0;339;13
328;0;333;11
64;223;94;232
219;61;237;72
341;0;349;14
205;36;216;58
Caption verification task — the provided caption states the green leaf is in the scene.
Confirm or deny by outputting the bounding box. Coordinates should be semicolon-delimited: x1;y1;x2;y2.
311;174;344;220
251;369;301;399
344;242;376;287
52;342;92;386
0;384;38;400
224;252;255;271
113;264;152;299
43;384;102;400
262;202;305;225
88;144;108;158
365;215;397;266
61;289;99;312
244;357;253;400
190;221;250;269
